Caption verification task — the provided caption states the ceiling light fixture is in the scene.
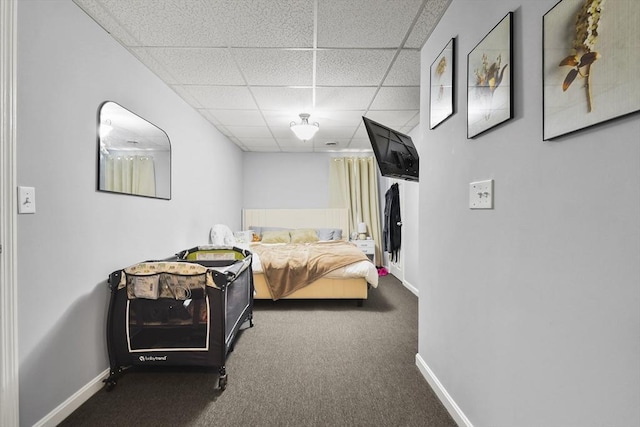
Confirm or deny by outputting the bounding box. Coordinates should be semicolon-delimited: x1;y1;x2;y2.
290;113;319;141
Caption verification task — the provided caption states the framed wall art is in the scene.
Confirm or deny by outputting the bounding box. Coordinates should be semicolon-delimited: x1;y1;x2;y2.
467;12;513;139
430;37;456;129
543;0;640;140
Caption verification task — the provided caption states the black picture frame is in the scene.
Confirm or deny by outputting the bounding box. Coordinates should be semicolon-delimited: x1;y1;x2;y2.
467;12;514;139
542;0;640;140
430;37;456;129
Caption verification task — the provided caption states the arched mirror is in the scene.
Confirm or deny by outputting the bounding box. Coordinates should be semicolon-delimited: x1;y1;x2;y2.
97;101;171;199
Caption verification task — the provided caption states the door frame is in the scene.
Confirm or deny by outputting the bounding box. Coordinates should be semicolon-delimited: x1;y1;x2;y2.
0;0;20;425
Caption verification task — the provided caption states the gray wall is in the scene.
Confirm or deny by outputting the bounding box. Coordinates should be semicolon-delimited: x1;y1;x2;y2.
16;1;244;425
242;153;331;208
419;1;639;426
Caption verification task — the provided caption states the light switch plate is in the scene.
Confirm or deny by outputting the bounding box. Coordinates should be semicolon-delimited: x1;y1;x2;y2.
469;180;493;209
18;186;36;214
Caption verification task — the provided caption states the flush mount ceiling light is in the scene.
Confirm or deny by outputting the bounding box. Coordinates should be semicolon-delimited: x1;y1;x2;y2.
290;113;319;141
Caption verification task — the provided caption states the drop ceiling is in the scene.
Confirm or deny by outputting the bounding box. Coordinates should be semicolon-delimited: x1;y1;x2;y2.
73;0;451;152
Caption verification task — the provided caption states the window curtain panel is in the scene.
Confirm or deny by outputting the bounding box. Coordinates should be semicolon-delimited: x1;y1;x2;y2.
105;155;156;197
329;157;382;264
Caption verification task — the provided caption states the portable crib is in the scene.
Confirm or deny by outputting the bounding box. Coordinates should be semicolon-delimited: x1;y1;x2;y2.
104;246;253;391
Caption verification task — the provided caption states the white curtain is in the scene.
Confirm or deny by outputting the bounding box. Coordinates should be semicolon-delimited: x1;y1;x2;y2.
329;157;382;264
105;155;156;197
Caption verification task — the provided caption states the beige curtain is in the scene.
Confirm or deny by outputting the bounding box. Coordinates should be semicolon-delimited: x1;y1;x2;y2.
329;157;382;264
106;155;156;197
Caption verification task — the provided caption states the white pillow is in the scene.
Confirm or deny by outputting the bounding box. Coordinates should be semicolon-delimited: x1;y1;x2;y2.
209;224;236;246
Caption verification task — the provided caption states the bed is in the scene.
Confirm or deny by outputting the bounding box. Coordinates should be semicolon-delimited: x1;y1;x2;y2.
241;208;378;304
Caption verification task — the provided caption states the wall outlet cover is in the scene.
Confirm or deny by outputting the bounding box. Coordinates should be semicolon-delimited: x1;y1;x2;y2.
469;180;493;209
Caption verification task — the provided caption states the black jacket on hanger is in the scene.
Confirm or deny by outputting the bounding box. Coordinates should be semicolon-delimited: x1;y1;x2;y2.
383;183;401;262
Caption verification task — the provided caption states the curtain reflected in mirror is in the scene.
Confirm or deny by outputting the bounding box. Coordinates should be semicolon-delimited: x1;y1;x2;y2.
98;101;171;199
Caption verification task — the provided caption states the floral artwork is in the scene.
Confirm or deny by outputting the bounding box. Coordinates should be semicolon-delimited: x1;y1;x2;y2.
430;38;455;129
467;12;513;138
558;0;604;112
543;0;640;140
473;53;508;121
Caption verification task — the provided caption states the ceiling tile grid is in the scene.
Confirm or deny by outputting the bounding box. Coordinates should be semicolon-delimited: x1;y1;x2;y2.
73;0;452;152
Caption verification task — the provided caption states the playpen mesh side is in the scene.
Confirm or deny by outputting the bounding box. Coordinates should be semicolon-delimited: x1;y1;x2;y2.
224;268;252;343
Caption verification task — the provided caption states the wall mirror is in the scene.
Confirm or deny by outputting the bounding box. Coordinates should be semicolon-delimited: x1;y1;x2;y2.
98;101;171;199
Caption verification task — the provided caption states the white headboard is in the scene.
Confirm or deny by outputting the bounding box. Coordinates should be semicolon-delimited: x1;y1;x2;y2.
242;208;350;240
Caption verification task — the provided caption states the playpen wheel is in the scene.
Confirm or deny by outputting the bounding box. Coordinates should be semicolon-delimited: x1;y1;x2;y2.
104;380;117;392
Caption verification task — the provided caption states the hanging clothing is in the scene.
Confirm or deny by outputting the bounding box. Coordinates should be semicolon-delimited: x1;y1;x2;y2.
383;183;401;262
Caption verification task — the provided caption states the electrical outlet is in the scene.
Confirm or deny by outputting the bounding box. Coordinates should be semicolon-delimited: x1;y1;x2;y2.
18;186;36;214
469;180;493;209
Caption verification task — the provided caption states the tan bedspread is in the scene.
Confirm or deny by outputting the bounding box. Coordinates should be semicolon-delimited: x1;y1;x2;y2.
249;241;369;300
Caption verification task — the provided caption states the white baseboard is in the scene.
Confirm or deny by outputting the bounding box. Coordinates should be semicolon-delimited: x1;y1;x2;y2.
33;368;109;427
403;279;419;297
415;353;473;427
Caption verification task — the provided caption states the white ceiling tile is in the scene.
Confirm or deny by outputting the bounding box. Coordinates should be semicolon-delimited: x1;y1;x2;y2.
315;87;378;110
277;139;316;149
177;85;257;109
132;48;244;85
405;111;421;127
233;49;313;86
369;87;420;110
85;0;229;47
405;0;452;49
353;124;369;139
275;137;309;146
316;49;395;86
314;127;357;141
317;0;423;48
225;126;273;138
213;125;233;137
306;110;366;127
262;111;310;128
129;48;179;84
384;50;421;86
400;124;419;134
74;0;444;153
204;110;266;127
251;87;313;111
171;85;205;108
198;109;221;125
365;110;420;127
347;138;375;150
313;142;349;153
73;0;139;45
220;0;314;47
271;126;302;139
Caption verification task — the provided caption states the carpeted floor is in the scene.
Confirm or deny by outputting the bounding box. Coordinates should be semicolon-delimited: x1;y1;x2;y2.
60;274;456;426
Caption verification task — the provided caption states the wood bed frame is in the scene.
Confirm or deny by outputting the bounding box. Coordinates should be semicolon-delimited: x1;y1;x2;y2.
242;208;369;302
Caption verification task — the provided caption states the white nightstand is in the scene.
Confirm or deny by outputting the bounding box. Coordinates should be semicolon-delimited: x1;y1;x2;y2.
351;239;375;265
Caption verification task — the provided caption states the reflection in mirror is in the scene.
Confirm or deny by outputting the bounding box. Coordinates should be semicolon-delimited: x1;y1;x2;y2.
98;101;171;199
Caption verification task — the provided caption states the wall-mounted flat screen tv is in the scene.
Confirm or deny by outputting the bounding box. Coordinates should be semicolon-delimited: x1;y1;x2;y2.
362;116;419;182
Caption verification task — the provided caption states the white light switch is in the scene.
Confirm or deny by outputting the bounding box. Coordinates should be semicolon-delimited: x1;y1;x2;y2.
18;186;36;214
469;180;493;209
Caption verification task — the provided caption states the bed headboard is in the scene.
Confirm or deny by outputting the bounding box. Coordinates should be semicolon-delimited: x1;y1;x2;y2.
242;208;350;241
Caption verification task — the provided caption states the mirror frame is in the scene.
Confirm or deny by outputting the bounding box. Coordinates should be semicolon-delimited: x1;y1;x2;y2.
97;101;171;200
